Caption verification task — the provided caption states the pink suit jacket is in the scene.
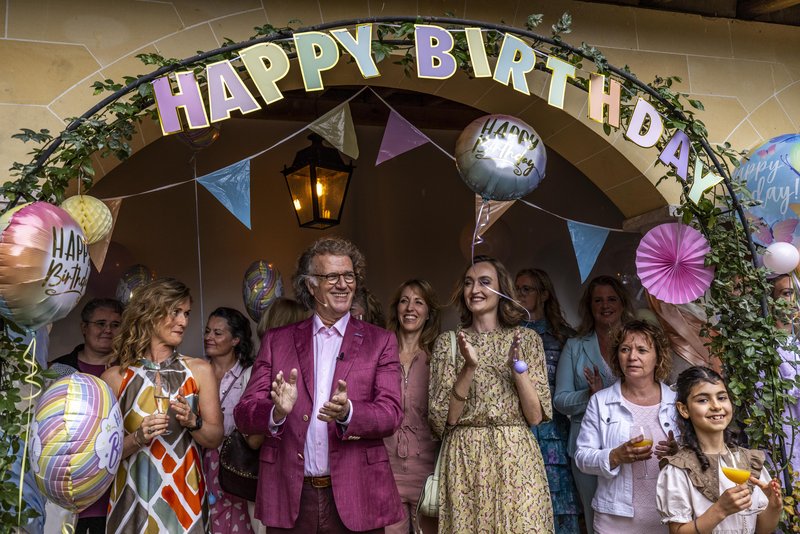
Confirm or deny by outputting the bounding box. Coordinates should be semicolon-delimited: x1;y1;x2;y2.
233;316;405;531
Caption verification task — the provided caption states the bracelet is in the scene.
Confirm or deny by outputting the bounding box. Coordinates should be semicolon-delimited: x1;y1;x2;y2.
451;387;468;402
133;428;146;448
693;518;701;534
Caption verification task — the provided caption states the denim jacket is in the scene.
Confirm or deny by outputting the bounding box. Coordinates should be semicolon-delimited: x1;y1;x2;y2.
574;380;679;517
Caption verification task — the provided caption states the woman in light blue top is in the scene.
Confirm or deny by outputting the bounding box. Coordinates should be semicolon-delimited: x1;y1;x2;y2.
554;275;634;533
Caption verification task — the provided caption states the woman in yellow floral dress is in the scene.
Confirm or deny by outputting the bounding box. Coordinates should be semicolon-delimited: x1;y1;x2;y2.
429;256;554;533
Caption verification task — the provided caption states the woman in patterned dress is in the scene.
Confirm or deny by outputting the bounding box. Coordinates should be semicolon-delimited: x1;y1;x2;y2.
515;268;581;534
202;307;256;534
429;256;554;533
101;278;223;533
384;279;441;534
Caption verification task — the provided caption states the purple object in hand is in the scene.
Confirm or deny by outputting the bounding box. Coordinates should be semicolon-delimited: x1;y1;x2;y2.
514;360;528;374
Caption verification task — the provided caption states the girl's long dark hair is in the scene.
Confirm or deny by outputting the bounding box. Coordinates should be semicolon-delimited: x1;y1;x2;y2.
675;366;738;471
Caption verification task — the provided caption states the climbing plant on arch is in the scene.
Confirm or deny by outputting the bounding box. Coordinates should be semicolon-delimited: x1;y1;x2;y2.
2;13;798;530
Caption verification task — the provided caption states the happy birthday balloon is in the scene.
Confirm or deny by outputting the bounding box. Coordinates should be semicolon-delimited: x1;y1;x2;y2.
735;134;800;246
455;115;547;201
60;195;113;245
242;260;284;321
115;264;155;306
29;373;123;512
0;202;90;330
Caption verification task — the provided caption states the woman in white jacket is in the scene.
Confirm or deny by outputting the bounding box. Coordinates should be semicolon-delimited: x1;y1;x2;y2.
575;320;679;534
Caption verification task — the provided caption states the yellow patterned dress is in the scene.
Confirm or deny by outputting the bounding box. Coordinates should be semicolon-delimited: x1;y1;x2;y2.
429;326;554;534
106;353;206;533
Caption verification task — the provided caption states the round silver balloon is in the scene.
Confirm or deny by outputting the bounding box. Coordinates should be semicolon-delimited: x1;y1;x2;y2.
455;115;547;200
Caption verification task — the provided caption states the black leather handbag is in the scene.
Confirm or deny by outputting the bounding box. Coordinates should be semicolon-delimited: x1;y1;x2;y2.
218;429;259;501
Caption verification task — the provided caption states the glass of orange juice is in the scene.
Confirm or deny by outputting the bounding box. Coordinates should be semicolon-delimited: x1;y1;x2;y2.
629;425;656;479
721;447;758;515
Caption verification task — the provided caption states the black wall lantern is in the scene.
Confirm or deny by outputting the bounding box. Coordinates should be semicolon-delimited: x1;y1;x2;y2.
281;133;355;229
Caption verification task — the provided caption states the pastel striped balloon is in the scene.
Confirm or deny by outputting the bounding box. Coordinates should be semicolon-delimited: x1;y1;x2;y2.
242;260;284;321
29;373;123;512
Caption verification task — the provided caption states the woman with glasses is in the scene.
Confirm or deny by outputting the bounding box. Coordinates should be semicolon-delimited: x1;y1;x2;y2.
102;278;223;534
515;269;581;534
384;279;441;534
554;275;635;533
51;297;124;534
429;256;553;533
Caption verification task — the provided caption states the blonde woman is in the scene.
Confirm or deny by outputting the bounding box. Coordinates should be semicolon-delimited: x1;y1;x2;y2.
102;278;223;533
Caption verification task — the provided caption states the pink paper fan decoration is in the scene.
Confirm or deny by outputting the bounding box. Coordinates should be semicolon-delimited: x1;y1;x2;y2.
635;223;714;305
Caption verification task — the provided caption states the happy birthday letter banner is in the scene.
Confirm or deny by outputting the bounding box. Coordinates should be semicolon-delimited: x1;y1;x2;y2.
197;159;251;229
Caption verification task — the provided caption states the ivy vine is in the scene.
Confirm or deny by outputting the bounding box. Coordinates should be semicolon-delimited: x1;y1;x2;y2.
1;12;797;531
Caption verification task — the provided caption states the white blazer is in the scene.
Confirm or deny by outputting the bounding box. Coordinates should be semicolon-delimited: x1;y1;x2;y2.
574;380;679;517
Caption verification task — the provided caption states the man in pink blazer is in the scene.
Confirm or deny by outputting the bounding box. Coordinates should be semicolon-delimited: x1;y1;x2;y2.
234;237;404;533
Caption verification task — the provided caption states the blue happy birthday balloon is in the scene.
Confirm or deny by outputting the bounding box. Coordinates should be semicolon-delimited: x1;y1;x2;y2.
735;133;800;246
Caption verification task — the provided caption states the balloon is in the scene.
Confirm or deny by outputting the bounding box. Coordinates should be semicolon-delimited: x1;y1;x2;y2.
763;242;800;274
0;202;90;330
60;195;113;245
242;260;284;321
29;373;123;512
455;115;547;200
736;134;800;245
115;264;155;306
176;123;221;151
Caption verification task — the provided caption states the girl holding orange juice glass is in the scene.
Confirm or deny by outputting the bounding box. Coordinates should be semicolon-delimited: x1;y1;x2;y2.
657;366;782;534
575;320;679;533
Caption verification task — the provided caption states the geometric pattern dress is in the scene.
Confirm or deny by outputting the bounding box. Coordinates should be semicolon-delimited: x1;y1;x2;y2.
106;353;207;534
428;326;555;534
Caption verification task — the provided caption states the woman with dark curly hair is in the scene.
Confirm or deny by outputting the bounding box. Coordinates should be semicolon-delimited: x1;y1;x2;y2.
102;278;223;534
575;320;679;533
202;306;256;533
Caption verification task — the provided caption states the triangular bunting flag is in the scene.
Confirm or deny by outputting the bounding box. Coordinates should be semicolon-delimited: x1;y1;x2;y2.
197;159;251;229
376;110;431;165
309;102;359;159
475;195;515;238
567;220;610;283
89;198;122;272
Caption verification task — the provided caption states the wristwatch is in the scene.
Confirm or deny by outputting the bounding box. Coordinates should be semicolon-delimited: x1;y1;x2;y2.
188;414;203;432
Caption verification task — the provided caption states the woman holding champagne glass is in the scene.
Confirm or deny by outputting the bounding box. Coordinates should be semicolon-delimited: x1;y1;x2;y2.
574;320;679;533
102;278;223;533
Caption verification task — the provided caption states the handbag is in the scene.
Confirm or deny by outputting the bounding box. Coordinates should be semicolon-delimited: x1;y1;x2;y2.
416;330;457;519
218;366;260;501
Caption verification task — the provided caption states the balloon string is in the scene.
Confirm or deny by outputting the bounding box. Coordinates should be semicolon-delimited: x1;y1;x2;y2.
61;521;76;534
471;200;490;262
791;272;800;331
192;156;205;349
18;337;39;527
471;200;531;322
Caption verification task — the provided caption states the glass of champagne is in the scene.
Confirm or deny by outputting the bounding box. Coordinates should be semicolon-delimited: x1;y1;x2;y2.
629;425;655;479
153;370;174;436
